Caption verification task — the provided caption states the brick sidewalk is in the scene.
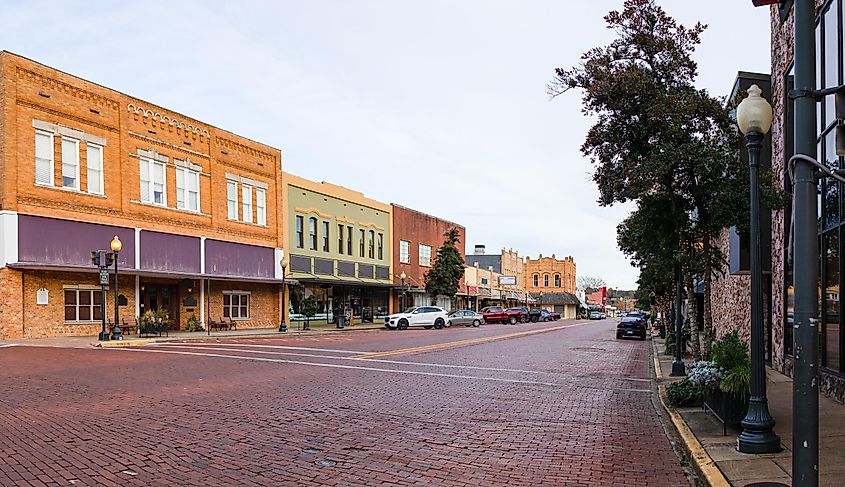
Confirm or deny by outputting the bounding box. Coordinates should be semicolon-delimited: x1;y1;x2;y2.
653;336;845;486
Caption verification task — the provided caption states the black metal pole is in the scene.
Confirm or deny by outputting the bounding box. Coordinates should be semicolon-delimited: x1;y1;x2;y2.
671;259;685;376
279;272;287;332
111;251;122;340
99;276;108;341
737;131;781;453
793;0;819;483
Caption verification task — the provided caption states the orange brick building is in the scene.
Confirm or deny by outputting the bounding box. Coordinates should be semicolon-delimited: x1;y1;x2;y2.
524;254;576;294
0;52;285;338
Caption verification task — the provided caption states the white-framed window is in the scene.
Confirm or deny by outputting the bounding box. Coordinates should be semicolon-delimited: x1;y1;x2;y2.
359;229;365;257
140;158;166;205
368;230;375;258
377;233;384;260
223;292;250;319
256;188;267;226
175;167;200;212
338;224;345;254
554;274;561;287
543;274;550;287
533;274;539;287
309;217;318;250
61;137;80;190
227;180;238;219
322;221;330;252
86;143;104;195
399;240;410;263
296;216;304;248
242;185;253;223
64;288;102;322
419;244;432;267
35;130;54;186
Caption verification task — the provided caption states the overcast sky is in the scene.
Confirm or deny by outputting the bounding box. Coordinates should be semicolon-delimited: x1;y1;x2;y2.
1;1;772;289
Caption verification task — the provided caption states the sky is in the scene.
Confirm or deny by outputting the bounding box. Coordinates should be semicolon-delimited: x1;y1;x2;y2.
0;0;773;289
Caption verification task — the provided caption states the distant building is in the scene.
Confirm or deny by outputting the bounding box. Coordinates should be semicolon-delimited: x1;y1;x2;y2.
524;254;576;295
465;245;527;307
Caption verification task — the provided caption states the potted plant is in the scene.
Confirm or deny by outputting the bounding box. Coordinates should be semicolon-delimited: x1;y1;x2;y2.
704;331;750;428
301;296;318;330
186;314;202;332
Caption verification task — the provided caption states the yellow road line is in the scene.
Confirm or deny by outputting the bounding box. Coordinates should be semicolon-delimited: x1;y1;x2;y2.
355;320;596;359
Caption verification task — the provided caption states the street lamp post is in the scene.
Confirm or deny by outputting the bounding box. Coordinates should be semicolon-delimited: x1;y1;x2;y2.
670;259;685;376
399;272;406;311
279;257;288;332
110;236;122;340
735;85;781;453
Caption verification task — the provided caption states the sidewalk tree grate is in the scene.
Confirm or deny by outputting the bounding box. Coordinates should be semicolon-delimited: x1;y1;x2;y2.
314;459;337;467
302;448;321;454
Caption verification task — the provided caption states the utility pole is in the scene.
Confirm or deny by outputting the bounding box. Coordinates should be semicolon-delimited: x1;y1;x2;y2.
792;0;819;484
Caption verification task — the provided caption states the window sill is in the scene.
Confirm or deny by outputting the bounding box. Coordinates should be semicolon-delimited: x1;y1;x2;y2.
35;183;107;199
226;217;268;228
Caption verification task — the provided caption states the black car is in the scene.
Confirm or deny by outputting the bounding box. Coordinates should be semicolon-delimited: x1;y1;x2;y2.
508;307;541;323
539;309;557;322
616;316;647;340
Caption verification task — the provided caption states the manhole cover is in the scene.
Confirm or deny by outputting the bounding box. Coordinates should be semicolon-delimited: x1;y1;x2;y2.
314;459;337;467
302;448;322;454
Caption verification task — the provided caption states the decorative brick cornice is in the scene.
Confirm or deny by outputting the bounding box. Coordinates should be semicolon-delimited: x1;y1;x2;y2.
127;103;210;140
16;100;118;133
15;67;120;111
215;136;277;164
128;131;210;159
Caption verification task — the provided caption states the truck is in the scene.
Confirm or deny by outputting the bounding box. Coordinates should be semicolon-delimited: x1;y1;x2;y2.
481;306;522;325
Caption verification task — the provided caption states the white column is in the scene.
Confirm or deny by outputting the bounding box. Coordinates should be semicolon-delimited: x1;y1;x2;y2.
134;228;141;269
0;211;19;267
200;237;206;274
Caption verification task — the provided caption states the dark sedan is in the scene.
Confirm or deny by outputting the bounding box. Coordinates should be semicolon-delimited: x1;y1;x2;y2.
616;316;647;340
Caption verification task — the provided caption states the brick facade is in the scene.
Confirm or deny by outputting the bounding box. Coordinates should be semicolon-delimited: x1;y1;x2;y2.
524;254;576;295
0;52;285;338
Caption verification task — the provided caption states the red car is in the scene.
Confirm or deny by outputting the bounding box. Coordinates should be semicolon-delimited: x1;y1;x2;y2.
480;306;522;325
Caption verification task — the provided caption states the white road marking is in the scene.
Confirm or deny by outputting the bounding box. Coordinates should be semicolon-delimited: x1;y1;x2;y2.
117;347;562;387
0;344;18;348
151;343;545;374
152;343;375;354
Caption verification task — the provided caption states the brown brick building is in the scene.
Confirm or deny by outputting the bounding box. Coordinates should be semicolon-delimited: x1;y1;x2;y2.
524;254;576;295
391;205;465;311
0;52;285;338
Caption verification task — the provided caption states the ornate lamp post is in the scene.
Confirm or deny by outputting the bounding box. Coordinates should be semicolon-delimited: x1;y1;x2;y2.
735;84;780;454
279;257;288;332
110;236;122;340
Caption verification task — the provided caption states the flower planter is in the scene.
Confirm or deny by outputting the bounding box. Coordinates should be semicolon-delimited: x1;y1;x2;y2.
703;388;748;435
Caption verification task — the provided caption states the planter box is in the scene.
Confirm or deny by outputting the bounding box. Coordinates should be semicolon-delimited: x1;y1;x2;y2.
703;388;748;435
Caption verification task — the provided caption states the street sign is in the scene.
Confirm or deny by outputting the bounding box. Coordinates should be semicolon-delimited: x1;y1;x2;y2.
99;268;109;285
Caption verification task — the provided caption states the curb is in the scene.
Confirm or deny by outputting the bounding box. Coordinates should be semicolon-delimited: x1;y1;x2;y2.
652;338;730;487
96;339;157;348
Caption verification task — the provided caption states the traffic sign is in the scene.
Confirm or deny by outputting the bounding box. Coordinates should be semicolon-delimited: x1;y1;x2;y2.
99;268;109;285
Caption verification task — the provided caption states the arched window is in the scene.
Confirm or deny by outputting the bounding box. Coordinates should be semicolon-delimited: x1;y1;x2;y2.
533;274;539;287
543;274;550;287
554;274;561;287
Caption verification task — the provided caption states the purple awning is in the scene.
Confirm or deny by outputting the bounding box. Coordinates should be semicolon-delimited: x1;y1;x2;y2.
18;215;135;268
205;239;275;279
140;230;200;274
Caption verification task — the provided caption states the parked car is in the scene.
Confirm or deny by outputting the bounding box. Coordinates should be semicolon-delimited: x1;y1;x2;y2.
616;316;647;340
589;311;606;320
507;307;540;323
539;309;553;322
549;311;561;321
481;306;522;325
384;306;449;330
448;309;484;327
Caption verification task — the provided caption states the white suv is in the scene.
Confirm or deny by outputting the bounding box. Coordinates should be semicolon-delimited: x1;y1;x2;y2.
384;306;450;330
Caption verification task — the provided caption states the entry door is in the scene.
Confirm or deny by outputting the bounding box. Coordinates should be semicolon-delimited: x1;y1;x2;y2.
140;284;179;324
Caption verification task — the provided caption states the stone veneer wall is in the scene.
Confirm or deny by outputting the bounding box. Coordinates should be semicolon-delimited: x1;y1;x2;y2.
710;228;752;344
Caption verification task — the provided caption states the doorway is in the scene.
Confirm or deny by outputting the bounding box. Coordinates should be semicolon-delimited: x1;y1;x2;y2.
139;282;179;329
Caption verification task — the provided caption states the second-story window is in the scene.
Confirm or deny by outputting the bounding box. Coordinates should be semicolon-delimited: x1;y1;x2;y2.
256;188;266;226
309;217;317;250
368;230;375;258
399;240;410;263
419;244;432;267
338;224;344;254
554;274;561;287
533;274;539;287
377;233;383;260
227;180;238;219
175;167;200;212
543;274;549;287
61;137;80;190
86;143;104;195
347;226;353;255
359;229;365;257
140;157;166;206
242;185;253;223
35;130;54;186
295;216;304;248
322;221;330;252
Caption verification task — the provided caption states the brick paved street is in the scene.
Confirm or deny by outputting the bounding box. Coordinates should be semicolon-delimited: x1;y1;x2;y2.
0;320;692;486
